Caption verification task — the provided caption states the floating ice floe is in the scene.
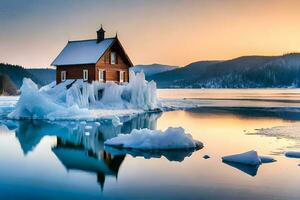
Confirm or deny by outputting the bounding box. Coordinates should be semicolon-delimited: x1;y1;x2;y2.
222;150;262;166
104;127;203;150
285;151;300;158
222;150;276;177
222;150;276;166
253;125;300;142
8;71;158;121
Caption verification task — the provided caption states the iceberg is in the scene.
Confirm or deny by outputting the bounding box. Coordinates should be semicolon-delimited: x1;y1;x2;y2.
104;127;203;150
222;151;276;176
8;71;159;121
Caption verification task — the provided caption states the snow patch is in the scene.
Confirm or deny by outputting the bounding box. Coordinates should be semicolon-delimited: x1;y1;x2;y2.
104;127;203;150
253;125;300;141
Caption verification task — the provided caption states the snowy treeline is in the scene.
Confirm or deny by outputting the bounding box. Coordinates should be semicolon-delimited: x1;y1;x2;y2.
148;53;300;88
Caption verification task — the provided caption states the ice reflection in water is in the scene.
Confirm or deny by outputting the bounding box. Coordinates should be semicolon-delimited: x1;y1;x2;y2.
0;111;202;191
105;145;201;162
1;98;300;199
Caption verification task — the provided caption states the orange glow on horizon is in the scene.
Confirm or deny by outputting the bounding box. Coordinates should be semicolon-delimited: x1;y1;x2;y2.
1;0;300;67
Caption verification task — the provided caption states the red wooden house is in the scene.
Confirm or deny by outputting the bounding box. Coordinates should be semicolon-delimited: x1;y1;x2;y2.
52;26;133;84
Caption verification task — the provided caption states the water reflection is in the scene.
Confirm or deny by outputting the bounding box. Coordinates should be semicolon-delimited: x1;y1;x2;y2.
2;112;161;155
1;104;300;199
222;161;259;177
0;112;202;191
53;141;125;191
187;107;300;121
105;146;201;162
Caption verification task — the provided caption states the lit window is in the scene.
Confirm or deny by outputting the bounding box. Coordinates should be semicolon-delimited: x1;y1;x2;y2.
61;71;66;82
83;69;88;81
99;70;105;82
111;52;116;64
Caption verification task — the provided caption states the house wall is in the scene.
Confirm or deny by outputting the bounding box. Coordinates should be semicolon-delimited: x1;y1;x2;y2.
56;64;95;84
55;39;133;84
95;41;131;83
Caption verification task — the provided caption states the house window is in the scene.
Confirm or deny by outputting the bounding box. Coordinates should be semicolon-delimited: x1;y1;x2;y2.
111;52;117;64
61;71;66;82
119;71;125;83
83;69;88;81
98;69;105;82
105;54;110;64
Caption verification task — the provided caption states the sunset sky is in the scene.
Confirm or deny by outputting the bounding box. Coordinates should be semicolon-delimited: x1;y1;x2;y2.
1;0;300;68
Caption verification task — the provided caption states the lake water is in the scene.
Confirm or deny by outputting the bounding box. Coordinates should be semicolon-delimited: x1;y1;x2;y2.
1;89;300;199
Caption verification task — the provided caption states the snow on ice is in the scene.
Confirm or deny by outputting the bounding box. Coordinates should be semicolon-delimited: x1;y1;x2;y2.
222;150;276;166
8;71;158;121
104;127;203;150
254;125;300;142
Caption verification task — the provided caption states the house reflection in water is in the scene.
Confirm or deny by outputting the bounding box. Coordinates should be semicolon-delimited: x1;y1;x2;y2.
2;112;162;191
53;138;125;190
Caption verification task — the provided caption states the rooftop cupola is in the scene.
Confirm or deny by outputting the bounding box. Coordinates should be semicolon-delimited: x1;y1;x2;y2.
97;25;105;43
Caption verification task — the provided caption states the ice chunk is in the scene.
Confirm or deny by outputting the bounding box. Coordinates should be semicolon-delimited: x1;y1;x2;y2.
8;79;65;119
104;115;123;127
222;150;262;166
8;71;158;121
127;71;158;110
94;122;101;126
285;151;300;158
104;127;203;150
85;125;93;130
39;81;56;92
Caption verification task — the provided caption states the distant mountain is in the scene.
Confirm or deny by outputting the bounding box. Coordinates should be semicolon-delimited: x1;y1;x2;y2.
147;61;220;88
132;64;178;76
27;68;56;85
0;63;42;88
0;74;17;95
0;63;55;88
148;53;300;88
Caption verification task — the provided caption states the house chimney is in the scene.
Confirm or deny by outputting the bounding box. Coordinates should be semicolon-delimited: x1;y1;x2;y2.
97;25;105;43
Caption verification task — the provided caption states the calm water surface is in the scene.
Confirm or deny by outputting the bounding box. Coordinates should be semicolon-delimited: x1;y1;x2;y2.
0;89;300;199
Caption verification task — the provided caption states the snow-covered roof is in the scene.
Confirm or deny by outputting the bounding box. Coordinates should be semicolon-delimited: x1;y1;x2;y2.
52;38;115;66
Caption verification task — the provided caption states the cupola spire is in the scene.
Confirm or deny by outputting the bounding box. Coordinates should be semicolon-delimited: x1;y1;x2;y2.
97;25;105;43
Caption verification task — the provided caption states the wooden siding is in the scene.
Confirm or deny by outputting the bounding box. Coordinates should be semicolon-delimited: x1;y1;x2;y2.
55;39;132;84
95;41;131;83
56;64;95;84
